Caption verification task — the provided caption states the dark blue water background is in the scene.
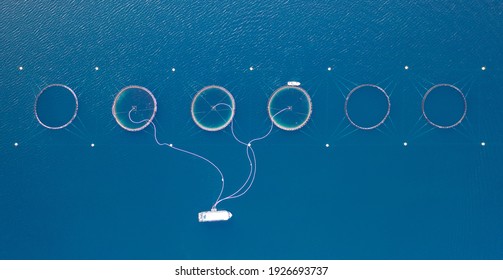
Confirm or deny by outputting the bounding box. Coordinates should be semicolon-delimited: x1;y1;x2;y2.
1;1;502;259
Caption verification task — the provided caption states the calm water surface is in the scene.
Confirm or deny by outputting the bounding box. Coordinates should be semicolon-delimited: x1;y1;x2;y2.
0;1;502;259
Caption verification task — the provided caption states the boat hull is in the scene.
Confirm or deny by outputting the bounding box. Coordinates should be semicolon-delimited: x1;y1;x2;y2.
198;210;233;222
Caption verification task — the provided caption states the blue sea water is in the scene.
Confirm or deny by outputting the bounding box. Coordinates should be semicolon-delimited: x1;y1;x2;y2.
1;1;503;259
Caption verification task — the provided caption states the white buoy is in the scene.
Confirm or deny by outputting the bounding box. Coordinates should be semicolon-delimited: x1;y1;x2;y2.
171;67;176;72
481;66;486;71
325;143;330;148
404;65;409;70
403;142;408;147
249;66;254;71
327;67;332;71
18;66;23;71
14;142;19;147
91;143;95;147
481;142;486;146
94;66;99;71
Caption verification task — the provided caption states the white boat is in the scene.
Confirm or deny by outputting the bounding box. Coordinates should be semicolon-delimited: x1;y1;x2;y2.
287;81;301;86
198;209;233;222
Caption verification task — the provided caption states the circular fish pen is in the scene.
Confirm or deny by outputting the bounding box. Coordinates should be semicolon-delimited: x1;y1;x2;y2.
34;84;79;130
112;85;157;132
191;85;236;132
422;84;467;129
267;86;312;131
344;84;391;130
